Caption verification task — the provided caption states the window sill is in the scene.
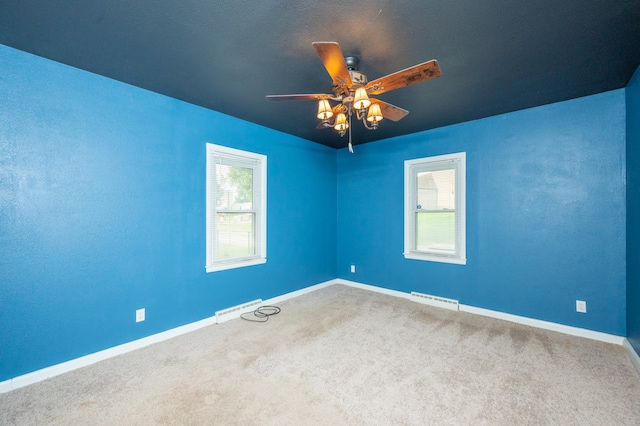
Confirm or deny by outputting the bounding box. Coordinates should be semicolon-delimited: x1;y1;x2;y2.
206;257;266;273
403;252;466;265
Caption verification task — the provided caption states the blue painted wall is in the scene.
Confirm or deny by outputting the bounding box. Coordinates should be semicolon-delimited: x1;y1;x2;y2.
0;41;634;382
627;64;640;355
337;90;627;335
0;44;337;381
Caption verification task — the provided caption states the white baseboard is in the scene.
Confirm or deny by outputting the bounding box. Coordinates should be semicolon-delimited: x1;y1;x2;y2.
336;279;625;345
459;304;624;345
624;339;640;375
0;314;217;394
263;279;336;305
0;277;629;393
335;278;410;299
0;279;337;394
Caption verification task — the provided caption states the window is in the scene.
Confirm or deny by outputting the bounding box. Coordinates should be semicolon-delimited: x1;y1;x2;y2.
404;152;466;265
206;143;266;272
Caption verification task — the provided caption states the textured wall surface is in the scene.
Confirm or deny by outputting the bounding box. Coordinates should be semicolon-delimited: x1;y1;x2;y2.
0;45;337;381
337;90;627;335
627;65;640;355
0;41;634;383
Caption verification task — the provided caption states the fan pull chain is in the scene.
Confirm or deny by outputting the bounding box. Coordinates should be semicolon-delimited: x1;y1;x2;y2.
348;112;354;153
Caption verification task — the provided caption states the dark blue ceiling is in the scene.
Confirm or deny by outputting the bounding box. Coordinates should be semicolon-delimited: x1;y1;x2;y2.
1;0;639;148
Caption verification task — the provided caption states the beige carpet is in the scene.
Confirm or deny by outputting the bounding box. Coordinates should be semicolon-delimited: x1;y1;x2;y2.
2;284;640;425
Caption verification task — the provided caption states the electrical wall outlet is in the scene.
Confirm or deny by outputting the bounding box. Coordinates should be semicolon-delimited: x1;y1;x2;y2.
136;308;146;322
350;265;356;273
576;300;587;313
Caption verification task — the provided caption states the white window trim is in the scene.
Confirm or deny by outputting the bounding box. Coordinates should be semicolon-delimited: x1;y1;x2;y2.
404;152;466;265
206;143;266;272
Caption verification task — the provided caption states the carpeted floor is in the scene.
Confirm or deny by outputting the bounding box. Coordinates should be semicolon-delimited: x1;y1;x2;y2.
2;284;640;425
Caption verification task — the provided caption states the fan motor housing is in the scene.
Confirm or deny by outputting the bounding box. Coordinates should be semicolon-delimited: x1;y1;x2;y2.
332;69;368;98
332;70;368;97
349;70;367;86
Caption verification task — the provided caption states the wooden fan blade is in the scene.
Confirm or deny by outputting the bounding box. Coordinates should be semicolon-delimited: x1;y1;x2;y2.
332;104;347;115
370;98;409;122
312;42;353;88
365;60;441;95
265;93;335;101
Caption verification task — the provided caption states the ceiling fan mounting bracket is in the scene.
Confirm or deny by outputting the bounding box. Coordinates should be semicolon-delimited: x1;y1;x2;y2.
344;55;367;87
344;56;359;71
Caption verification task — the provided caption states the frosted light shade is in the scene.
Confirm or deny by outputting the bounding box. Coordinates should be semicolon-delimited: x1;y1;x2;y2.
334;113;348;131
367;102;383;122
317;99;333;120
353;87;371;110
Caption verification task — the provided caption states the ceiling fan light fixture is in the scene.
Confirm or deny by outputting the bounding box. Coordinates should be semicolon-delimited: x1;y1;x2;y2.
334;112;348;134
367;102;383;123
317;99;333;120
266;42;440;150
353;87;371;111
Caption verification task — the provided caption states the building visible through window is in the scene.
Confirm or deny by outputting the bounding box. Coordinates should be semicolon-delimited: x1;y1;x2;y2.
404;152;466;265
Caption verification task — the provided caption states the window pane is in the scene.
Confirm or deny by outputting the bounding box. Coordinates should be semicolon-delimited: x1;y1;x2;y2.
416;169;455;210
416;167;456;253
416;211;455;252
404;152;465;265
216;213;255;259
216;164;253;210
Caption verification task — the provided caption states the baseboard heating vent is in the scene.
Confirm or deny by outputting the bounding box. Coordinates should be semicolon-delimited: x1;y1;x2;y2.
410;292;459;311
215;299;263;323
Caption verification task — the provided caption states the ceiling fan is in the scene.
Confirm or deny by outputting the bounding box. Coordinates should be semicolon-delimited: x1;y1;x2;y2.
266;42;442;152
